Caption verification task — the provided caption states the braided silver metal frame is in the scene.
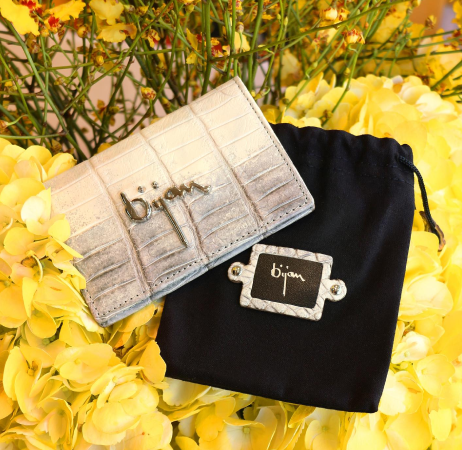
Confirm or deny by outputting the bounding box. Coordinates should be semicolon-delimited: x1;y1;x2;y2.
228;244;346;321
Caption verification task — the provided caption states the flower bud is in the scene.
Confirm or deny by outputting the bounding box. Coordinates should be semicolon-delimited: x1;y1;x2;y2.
425;15;436;29
137;6;148;16
343;29;365;45
94;55;104;67
141;87;156;100
236;21;244;33
51;139;62;153
77;25;89;39
322;7;338;21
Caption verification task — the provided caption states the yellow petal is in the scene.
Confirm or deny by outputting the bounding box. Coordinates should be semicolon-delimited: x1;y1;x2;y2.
22;276;38;317
429;408;452;441
379;370;408;416
48;218;71;241
97;22;137;43
2;144;25;160
44;153;76;179
18;146;52;165
109;381;138;403
124;411;173;450
385;411;432;450
415;354;455;396
46;0;85;21
28;304;57;339
21;193;48;224
3;346;27;401
162;378;210;407
4;226;34;255
92;402;139;434
140;340;166;384
83;403;126;445
0;285;27;328
0;155;16;183
121;382;159;416
0;0;39;35
0;388;13;420
118;303;155;333
89;0;124;25
0;178;44;208
176;436;199;450
14;159;41;181
434;311;462;361
399;276;453;321
0;138;11;153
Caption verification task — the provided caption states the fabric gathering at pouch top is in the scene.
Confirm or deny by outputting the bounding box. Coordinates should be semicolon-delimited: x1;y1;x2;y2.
156;123;442;413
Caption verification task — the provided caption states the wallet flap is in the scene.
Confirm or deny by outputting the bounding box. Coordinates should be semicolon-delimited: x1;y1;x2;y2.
46;77;314;326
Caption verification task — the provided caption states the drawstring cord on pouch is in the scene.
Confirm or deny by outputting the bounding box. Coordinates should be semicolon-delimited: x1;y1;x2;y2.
398;155;446;252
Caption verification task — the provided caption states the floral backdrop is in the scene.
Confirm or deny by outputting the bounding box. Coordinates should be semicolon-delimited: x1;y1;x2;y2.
0;1;462;449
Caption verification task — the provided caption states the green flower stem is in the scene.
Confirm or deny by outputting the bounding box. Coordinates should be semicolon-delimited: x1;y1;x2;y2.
247;0;264;92
432;59;462;90
8;24;80;153
202;0;213;94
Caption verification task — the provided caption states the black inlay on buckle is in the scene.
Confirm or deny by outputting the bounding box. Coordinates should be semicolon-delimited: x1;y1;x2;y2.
250;253;323;309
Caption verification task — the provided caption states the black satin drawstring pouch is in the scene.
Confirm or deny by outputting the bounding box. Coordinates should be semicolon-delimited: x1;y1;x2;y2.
156;123;444;413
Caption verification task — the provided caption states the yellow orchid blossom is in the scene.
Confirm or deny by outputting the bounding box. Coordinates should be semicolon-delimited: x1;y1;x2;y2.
89;0;124;25
46;0;85;21
0;0;39;36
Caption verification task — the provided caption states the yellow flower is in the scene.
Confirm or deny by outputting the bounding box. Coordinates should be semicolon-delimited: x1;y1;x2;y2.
391;331;432;364
89;0;124;25
114;411;172;449
429;408;452;441
46;0;85;21
82;365;160;445
322;7;338;21
141;87;157;100
385;410;432;450
43;152;76;179
0;284;27;328
379;370;423;416
399;276;453;321
343;29;365;45
35;397;74;446
305;408;342;450
199;407;277;450
97;22;137;43
435;311;462;361
186;29;200;65
139;340;166;384
55;343;119;386
0;0;39;36
281;116;322;128
347;413;388;450
162;378;210;407
279;50;302;87
233;31;250;52
21;188;68;238
416;354;455;396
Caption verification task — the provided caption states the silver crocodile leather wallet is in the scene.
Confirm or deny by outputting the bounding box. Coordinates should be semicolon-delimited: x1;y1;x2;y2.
46;77;315;326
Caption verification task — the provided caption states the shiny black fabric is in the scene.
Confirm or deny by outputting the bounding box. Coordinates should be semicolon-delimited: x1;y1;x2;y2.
156;124;415;413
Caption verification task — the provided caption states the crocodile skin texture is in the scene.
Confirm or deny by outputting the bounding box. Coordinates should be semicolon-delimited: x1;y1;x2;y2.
228;244;346;321
46;77;314;326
